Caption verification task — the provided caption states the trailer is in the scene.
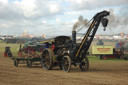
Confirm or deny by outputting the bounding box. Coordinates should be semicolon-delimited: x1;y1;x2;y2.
11;41;45;67
92;45;124;60
11;57;41;67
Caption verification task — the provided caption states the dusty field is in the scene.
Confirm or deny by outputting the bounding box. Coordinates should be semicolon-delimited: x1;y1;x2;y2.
0;42;128;85
0;56;128;85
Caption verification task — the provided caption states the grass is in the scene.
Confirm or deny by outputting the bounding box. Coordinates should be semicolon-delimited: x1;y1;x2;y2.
0;42;21;57
0;42;127;62
88;55;128;62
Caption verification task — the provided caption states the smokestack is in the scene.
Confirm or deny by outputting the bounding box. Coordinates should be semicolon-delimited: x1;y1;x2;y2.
72;31;76;44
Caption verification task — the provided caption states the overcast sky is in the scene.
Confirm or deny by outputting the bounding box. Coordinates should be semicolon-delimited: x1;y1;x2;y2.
0;0;128;36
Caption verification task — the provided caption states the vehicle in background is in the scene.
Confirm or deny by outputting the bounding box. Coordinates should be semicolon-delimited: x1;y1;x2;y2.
116;41;128;60
4;46;12;57
92;45;124;60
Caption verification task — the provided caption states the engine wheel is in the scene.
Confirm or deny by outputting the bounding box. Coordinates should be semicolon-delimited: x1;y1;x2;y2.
62;55;71;72
41;48;54;70
79;56;89;72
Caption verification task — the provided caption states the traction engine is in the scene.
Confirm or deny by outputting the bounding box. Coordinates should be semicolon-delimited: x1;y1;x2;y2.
41;10;110;72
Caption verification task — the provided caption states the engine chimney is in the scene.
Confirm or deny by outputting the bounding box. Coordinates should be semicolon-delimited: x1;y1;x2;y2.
72;31;76;44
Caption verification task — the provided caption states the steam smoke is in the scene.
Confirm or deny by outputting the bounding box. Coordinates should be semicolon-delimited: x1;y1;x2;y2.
73;15;89;31
108;9;120;28
108;6;128;29
73;6;128;32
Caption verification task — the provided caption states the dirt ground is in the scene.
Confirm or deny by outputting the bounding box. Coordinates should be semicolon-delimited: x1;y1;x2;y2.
0;57;128;85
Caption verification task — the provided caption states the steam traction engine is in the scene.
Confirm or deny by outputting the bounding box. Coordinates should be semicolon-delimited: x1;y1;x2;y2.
41;11;110;72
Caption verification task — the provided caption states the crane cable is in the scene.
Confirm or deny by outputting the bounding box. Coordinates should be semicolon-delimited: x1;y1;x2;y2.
76;18;93;42
76;18;93;33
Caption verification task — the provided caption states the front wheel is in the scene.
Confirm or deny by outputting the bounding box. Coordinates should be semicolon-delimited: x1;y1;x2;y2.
79;56;89;72
62;55;71;72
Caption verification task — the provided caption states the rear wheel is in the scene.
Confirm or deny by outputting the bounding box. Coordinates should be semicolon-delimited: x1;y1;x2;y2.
62;55;71;72
41;48;54;70
79;56;89;72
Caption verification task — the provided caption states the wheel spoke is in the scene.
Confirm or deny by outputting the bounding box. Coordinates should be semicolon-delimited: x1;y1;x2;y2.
62;56;71;72
79;56;89;72
41;49;53;70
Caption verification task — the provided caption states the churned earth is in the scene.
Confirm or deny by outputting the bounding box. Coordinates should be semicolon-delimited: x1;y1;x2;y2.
0;56;128;85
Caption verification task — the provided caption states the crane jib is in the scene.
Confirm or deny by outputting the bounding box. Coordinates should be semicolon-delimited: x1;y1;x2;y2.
75;20;96;58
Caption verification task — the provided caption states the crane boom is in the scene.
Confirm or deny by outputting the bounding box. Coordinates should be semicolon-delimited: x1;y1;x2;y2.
75;11;110;59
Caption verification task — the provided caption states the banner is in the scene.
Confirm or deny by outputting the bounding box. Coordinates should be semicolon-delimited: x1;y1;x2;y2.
92;45;113;54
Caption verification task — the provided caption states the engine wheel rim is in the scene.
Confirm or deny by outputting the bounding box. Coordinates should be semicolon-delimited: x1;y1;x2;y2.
42;51;50;68
79;57;89;71
62;56;71;72
41;49;53;70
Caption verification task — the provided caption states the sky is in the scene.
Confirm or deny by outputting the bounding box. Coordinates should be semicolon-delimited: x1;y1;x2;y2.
0;0;128;36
